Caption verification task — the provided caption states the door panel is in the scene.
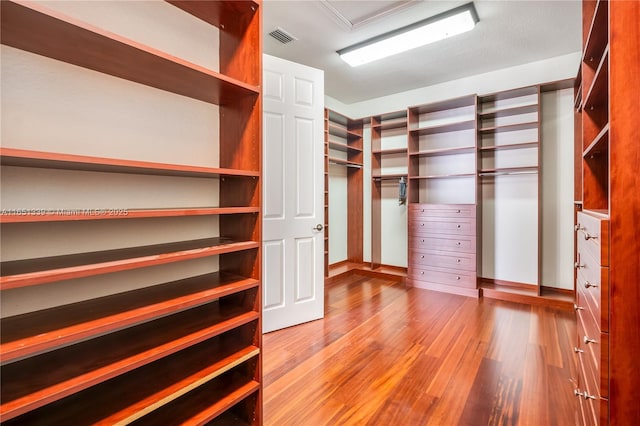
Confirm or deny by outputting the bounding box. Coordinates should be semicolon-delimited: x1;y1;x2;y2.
262;54;324;333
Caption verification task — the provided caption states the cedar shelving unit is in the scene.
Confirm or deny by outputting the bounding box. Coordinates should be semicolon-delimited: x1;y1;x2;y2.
371;110;407;270
477;85;542;299
1;1;262;424
477;80;575;307
325;109;364;274
408;95;478;203
406;95;478;297
573;1;640;424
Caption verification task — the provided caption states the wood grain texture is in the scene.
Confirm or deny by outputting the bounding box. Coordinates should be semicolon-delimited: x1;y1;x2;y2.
263;274;576;425
608;0;640;423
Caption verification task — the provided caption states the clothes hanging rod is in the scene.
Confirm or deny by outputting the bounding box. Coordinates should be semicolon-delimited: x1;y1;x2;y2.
328;161;362;169
478;170;538;177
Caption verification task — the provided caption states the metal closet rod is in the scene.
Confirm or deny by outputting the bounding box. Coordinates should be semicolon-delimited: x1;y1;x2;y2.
478;170;538;177
328;161;362;169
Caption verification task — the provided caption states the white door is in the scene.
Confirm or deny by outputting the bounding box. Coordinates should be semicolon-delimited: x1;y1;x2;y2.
262;55;325;333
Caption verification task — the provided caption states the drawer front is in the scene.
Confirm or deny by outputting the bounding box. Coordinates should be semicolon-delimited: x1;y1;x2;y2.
409;235;476;254
409;250;476;272
409;267;476;289
577;211;609;267
577;309;608;398
409;204;476;218
577;264;609;333
410;217;476;236
576;350;599;426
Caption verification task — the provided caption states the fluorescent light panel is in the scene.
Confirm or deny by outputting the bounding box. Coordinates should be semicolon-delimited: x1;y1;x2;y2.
338;2;479;67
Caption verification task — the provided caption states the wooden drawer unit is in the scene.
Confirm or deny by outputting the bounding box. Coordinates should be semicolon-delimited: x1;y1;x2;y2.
409;267;476;289
576;211;609;267
409;235;476;254
409;204;476;219
410;217;476;236
576;264;609;332
409;249;476;272
577;308;609;398
408;204;477;295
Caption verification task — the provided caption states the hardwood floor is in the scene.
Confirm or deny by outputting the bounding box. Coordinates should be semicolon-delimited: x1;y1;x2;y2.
263;274;576;426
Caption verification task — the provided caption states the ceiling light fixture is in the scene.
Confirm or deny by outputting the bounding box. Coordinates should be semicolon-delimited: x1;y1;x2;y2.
337;2;479;67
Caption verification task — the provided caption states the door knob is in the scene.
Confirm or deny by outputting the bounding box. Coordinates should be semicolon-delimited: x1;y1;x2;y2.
314;224;324;231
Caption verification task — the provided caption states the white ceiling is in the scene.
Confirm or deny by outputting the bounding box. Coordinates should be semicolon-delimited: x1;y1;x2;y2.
263;0;581;104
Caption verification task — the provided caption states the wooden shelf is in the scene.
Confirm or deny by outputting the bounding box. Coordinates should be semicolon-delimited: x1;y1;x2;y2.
410;173;476;180
372;147;408;155
583;123;609;158
372;173;407;181
2;337;258;424
479;85;538;102
1;272;259;363
168;0;260;28
478;103;538;119
540;78;575;92
410;146;476;157
582;0;609;65
479;141;539;151
409;119;475;136
0;1;260;105
0;206;259;224
478;121;538;134
135;374;260;425
409;95;476;113
327;123;361;139
0;301;259;420
0;238;259;290
374;119;407;130
0;148;260;178
327;140;363;153
478;166;538;177
583;46;609;112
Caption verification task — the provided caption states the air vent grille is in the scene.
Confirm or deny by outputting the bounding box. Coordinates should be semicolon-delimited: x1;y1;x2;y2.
269;27;297;44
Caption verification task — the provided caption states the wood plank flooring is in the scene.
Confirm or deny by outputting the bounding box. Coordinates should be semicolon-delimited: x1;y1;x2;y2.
263;274;576;425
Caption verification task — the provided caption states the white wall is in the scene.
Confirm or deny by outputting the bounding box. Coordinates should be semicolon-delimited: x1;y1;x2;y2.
541;88;575;289
325;52;579;287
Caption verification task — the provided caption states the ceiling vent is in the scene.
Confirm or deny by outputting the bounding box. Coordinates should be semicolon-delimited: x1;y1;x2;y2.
269;27;297;44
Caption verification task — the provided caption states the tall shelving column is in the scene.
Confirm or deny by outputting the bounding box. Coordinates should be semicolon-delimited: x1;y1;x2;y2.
406;95;478;297
325;109;363;270
573;0;640;424
0;1;263;424
371;110;408;271
477;85;542;297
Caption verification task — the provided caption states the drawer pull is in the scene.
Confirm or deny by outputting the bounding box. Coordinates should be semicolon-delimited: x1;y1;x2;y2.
456;209;461;213
421;223;424;226
574;389;584;398
456;224;461;229
574;262;584;269
421;271;425;275
584;281;598;289
421;255;425;259
456;276;461;280
583;392;597;401
582;231;597;241
573;303;584;311
573;347;584;354
575;223;584;232
583;336;597;345
456;242;462;246
456;259;461;263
